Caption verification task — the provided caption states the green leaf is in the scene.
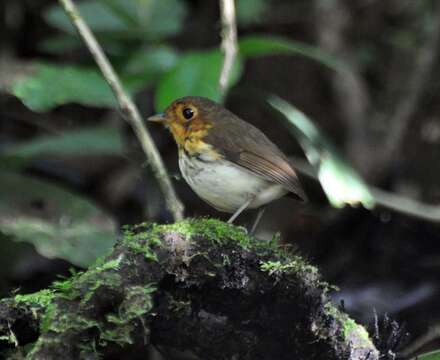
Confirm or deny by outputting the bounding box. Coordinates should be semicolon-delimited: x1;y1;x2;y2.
1;126;125;170
239;35;344;72
418;350;440;360
122;46;179;93
126;0;187;39
45;1;128;35
38;34;83;54
0;172;117;267
125;46;179;75
11;63;117;111
268;95;375;209
155;50;243;111
44;0;187;40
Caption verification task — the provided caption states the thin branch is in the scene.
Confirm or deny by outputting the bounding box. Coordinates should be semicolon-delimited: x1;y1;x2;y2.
57;0;184;221
219;0;238;94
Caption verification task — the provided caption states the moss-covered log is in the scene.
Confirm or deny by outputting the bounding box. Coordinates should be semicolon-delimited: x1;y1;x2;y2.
0;219;378;360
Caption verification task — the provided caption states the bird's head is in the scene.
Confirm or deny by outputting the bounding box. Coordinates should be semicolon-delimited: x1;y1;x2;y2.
148;96;222;148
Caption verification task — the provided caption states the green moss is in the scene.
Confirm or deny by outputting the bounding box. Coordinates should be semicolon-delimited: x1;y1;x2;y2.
323;303;371;343
14;289;55;308
117;285;156;321
93;254;123;272
100;285;155;346
40;302;58;333
121;218;257;263
259;255;320;282
81;272;122;304
160;218;250;247
16;218;337;356
122;223;161;261
121;218;288;258
260;259;317;276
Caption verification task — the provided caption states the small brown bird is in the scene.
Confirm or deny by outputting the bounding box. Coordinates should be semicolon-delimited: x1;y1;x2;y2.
148;96;306;231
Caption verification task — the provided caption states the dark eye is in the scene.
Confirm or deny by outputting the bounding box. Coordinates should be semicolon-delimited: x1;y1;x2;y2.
182;107;194;120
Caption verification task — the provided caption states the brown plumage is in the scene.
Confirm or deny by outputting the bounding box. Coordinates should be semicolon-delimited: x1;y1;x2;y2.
148;96;307;228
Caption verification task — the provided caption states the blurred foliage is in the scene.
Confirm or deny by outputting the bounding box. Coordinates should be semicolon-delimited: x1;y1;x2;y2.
268;95;375;209
155;49;243;111
418;350;440;360
239;36;343;71
6;0;338;112
1;126;125;171
44;0;187;41
236;0;269;25
0;126;124;267
0;172;116;267
12;64;118;111
1;0;352;269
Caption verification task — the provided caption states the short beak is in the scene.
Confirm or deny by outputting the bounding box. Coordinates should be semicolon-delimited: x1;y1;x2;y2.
147;113;167;123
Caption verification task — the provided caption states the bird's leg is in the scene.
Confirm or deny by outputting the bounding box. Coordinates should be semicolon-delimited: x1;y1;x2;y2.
250;206;266;235
227;196;254;224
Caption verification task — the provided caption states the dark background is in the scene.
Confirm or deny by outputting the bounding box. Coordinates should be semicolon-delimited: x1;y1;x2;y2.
1;0;440;357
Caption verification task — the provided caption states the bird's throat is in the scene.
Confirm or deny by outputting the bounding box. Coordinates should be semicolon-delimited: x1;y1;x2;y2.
168;120;217;158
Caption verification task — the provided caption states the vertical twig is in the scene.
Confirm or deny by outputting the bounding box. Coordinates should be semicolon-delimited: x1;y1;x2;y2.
219;0;238;94
57;0;184;221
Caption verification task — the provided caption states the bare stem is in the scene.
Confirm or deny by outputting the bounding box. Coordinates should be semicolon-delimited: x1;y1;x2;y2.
219;0;238;94
57;0;184;221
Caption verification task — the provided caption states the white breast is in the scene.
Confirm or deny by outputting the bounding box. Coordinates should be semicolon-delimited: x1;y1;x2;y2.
179;152;288;213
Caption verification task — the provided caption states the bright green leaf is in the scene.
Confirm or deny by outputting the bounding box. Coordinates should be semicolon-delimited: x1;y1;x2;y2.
155;50;243;111
239;35;344;72
1;126;125;170
11;63;117;111
418;350;440;360
268;95;375;209
0;172;117;267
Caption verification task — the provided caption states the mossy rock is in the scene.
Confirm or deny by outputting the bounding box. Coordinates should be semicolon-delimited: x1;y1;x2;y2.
0;218;378;360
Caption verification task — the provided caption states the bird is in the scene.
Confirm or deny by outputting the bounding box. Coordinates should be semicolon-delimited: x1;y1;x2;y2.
148;96;307;232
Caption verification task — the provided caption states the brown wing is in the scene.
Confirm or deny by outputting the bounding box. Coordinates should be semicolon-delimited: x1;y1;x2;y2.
204;109;307;202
